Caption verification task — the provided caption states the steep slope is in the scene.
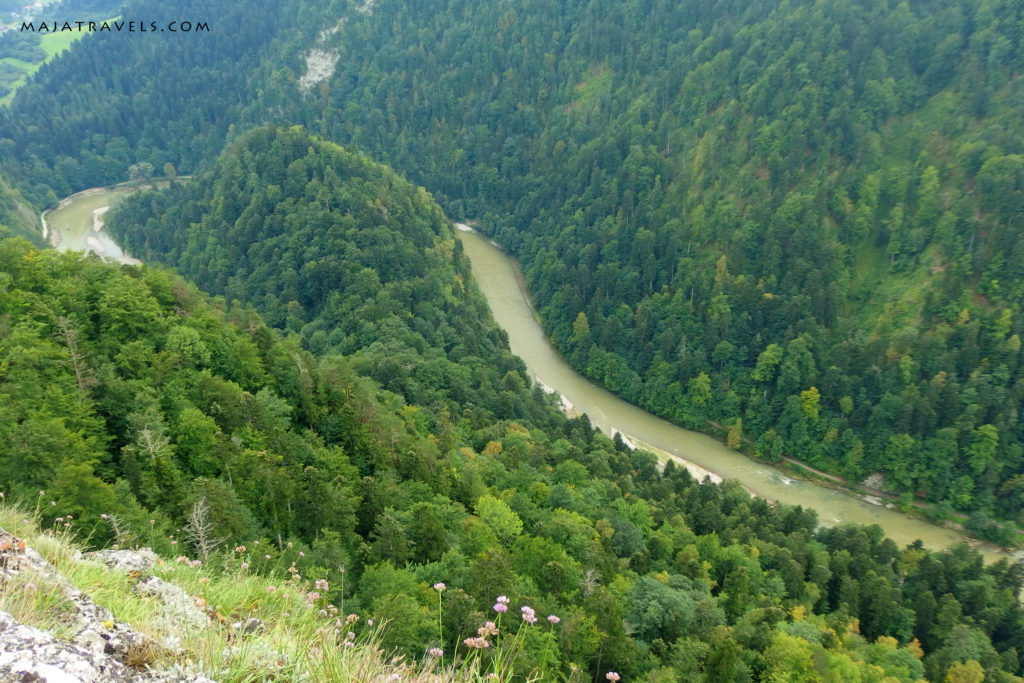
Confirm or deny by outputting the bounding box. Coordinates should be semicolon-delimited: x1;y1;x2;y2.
0;0;345;206
4;237;1024;680
0;171;42;244
4;0;1023;517
108;126;545;423
279;0;1024;519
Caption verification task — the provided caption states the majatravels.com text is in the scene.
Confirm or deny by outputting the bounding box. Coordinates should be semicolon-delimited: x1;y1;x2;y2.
21;20;209;33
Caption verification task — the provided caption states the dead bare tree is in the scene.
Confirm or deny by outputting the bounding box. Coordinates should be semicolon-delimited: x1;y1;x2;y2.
54;315;97;397
184;498;225;563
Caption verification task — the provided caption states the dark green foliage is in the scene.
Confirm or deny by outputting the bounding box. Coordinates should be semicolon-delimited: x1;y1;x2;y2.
108;126;550;428
2;0;1024;678
265;0;1024;519
6;0;1024;517
0;196;1020;680
0;0;346;205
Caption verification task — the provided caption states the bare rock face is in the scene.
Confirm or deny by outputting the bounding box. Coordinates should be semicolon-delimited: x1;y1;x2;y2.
0;609;145;682
0;529;216;682
230;617;263;635
85;549;158;573
0;610;217;682
133;575;211;647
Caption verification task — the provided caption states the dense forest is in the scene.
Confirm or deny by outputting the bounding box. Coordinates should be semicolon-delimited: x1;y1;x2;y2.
3;0;1024;521
108;126;552;425
2;130;1024;675
2;0;1024;678
286;0;1024;523
0;0;339;207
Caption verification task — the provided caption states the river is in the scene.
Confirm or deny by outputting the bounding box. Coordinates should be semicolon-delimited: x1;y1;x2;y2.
455;224;1010;562
44;184;1010;562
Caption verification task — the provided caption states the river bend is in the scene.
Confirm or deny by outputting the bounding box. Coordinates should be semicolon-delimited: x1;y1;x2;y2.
455;224;1007;562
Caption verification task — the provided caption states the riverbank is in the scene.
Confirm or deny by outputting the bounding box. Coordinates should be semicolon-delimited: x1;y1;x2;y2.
455;223;1015;563
41;179;186;264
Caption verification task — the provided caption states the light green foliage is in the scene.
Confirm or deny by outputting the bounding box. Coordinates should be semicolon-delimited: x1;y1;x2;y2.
752;344;784;383
475;494;523;545
799;387;821;422
2;4;1024;677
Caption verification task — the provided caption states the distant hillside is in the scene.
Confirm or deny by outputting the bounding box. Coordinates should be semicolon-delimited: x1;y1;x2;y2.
279;0;1024;521
0;171;42;244
0;0;346;207
6;0;1021;518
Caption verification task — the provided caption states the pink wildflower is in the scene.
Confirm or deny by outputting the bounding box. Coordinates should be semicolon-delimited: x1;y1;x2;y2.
315;579;329;592
428;648;443;657
606;673;621;682
548;615;560;624
493;602;508;613
433;582;446;591
521;605;537;624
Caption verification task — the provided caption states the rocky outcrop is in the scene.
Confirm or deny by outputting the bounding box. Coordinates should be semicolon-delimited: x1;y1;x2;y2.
1;610;156;683
85;548;158;573
0;529;214;683
134;575;212;647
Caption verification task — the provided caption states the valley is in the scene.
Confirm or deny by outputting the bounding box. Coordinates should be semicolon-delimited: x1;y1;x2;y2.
47;184;1013;564
458;224;1011;562
2;0;1024;679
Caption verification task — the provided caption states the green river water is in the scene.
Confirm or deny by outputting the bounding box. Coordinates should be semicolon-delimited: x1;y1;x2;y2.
44;185;1013;563
455;224;1011;563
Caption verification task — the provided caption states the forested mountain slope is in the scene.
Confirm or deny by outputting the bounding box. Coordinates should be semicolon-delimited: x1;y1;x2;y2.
279;0;1024;520
0;171;40;243
6;0;1022;519
108;125;549;424
0;228;1021;681
0;0;343;207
